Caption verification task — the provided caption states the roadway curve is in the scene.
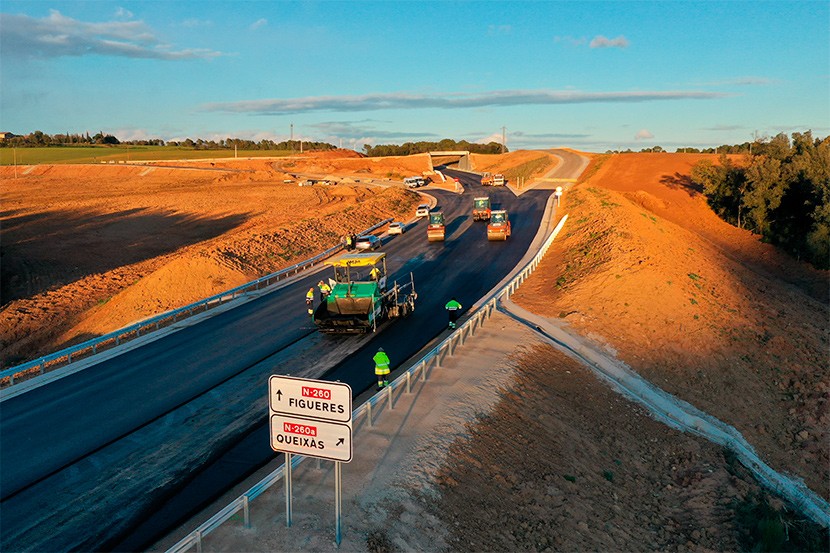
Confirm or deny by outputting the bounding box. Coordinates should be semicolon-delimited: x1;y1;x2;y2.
0;150;587;551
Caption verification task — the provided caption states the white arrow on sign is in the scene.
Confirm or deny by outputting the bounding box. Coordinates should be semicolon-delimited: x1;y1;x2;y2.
269;375;352;423
269;414;352;463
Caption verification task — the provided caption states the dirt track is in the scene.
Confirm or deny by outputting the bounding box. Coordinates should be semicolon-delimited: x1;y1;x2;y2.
2;151;828;551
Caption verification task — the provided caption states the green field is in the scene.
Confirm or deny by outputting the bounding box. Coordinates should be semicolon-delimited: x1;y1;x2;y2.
0;146;293;165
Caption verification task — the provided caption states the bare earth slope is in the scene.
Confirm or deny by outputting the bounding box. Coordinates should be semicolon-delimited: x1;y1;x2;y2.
0;157;422;367
3;152;827;551
513;153;829;499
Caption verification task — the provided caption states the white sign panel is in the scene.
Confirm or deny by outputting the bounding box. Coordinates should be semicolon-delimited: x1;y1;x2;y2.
269;414;353;462
269;375;352;423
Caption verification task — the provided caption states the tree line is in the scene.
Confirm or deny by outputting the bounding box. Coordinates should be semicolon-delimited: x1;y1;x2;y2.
607;144;764;154
363;139;505;157
690;131;829;269
0;131;336;151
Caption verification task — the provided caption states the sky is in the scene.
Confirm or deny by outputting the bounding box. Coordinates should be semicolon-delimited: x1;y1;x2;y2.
1;0;828;152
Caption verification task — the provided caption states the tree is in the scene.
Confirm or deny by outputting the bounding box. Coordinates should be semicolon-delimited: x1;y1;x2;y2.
743;156;785;236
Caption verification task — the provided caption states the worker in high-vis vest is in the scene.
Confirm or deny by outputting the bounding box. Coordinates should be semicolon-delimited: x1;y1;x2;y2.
306;287;315;317
373;347;391;390
445;297;462;329
318;280;331;302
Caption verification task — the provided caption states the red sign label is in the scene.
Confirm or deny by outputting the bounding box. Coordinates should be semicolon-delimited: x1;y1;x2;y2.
283;422;317;436
302;386;332;400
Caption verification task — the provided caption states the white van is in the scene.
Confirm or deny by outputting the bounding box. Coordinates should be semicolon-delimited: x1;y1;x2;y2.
415;204;430;217
404;176;425;188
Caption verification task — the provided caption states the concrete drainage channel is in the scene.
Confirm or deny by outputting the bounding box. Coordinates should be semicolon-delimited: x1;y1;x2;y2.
497;299;830;528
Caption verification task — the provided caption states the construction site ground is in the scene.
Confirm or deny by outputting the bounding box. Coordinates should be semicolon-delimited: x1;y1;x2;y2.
2;151;828;552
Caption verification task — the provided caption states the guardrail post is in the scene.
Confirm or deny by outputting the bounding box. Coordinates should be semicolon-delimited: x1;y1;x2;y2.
195;530;202;553
387;384;393;410
367;402;373;427
243;495;251;528
68;352;72;363
420;361;427;381
406;371;411;394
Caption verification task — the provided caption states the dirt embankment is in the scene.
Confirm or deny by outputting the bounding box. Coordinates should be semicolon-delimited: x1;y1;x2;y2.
0;159;421;368
513;153;829;500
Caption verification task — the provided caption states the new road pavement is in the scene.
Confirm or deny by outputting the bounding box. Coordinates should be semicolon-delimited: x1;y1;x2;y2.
0;150;586;551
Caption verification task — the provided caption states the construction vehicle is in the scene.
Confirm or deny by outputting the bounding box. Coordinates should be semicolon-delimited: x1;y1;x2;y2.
427;211;446;242
492;174;505;186
473;196;491;221
313;252;416;334
487;210;511;241
481;172;494;186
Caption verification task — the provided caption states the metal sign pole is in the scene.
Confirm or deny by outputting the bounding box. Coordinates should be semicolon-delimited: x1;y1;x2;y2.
335;461;342;546
285;453;293;527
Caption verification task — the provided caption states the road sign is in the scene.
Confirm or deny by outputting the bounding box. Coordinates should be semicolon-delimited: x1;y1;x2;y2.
269;376;353;463
269;414;353;462
269;375;352;423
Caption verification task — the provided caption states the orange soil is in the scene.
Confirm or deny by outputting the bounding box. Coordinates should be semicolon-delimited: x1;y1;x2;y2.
513;152;829;499
0;156;422;367
3;151;827;550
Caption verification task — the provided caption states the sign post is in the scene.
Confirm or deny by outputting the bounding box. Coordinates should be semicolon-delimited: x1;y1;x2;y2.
269;376;353;544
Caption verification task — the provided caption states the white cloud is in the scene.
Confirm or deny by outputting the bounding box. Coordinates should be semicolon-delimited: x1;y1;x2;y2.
590;35;630;49
114;7;134;19
0;10;222;60
477;132;504;145
694;76;776;87
202;89;730;115
635;129;654;140
554;35;587;47
251;18;268;30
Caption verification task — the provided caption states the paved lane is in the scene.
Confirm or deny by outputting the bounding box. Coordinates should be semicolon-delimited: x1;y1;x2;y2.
0;150;587;551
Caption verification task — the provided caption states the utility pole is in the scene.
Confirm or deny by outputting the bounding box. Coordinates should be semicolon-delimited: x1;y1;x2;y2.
501;126;506;154
290;123;294;154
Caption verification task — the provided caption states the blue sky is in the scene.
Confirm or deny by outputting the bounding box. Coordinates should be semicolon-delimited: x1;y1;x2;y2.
1;1;828;152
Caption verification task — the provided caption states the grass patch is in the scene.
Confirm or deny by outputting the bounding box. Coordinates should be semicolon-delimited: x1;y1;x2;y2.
502;155;556;181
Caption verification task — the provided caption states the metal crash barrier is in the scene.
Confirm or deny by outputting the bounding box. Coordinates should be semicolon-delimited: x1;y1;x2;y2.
165;214;570;553
0;219;392;388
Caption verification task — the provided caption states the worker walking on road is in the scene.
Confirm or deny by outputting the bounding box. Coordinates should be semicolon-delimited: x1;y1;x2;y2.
445;297;462;329
306;287;315;317
345;234;353;251
318;280;331;302
373;347;391;390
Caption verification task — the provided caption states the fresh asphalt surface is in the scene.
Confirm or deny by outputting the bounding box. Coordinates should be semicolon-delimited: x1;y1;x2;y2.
0;151;582;551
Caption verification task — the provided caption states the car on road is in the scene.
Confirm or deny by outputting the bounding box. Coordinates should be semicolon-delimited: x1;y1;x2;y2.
416;204;430;217
355;234;382;251
388;221;406;235
404;176;426;188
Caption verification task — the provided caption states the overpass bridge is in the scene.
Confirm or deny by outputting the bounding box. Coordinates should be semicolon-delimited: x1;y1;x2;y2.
428;150;470;170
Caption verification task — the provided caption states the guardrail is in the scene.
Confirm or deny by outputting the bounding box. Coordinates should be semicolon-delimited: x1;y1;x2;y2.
1;219;393;388
165;213;569;553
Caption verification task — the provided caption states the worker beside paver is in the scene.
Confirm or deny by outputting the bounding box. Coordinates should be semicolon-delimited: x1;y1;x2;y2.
318;280;331;302
373;347;391;390
445;297;462;329
306;287;315;317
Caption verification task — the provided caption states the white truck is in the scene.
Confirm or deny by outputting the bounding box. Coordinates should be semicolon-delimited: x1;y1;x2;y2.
404;176;425;188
